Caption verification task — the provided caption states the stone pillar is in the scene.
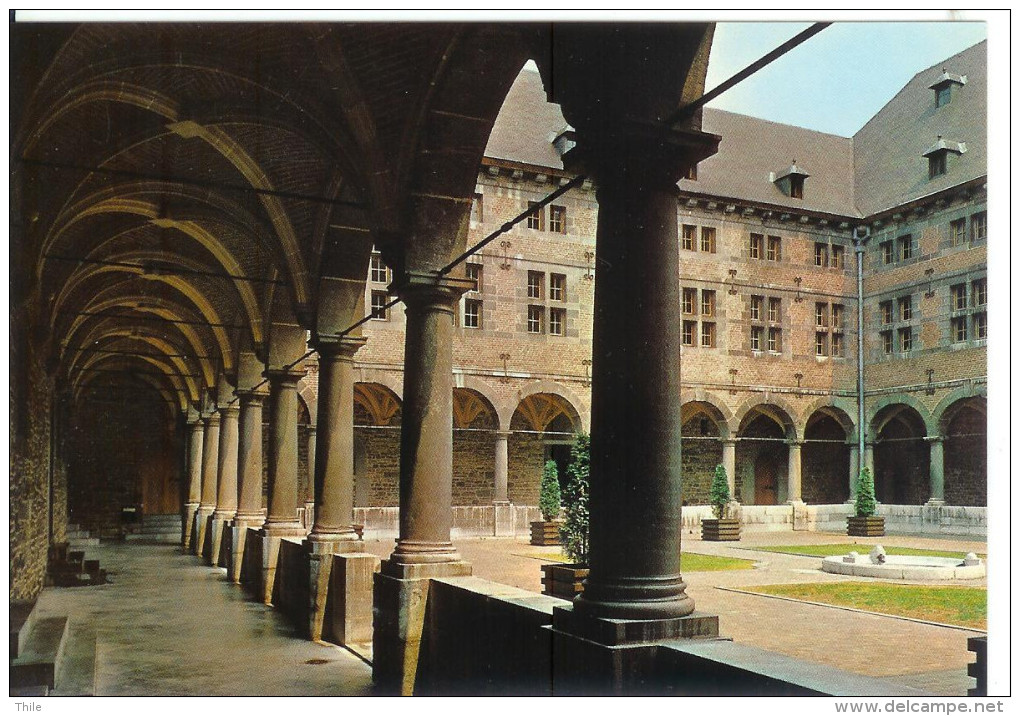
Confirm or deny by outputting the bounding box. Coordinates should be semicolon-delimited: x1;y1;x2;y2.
864;441;875;479
374;273;473;695
847;443;860;503
304;425;317;528
210;404;239;566
182;420;203;552
259;368;308;604
194;413;220;557
305;336;367;641
492;430;513;536
786;439;804;504
925;436;945;505
230;389;266;584
721;439;737;498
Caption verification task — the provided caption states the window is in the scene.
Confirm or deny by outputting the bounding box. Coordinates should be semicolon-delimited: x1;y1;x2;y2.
831;304;844;329
929;152;947;179
682;321;696;347
902;327;916;352
684;164;698;181
549;205;567;234
898;235;913;261
751;326;763;352
950;218;967;246
549;308;565;336
831;245;845;269
370;253;390;283
750;295;763;321
768;297;781;323
951;316;968;343
881;241;895;265
749;233;763;259
700;227;717;253
815;332;828;357
973;312;987;339
371;291;389;320
701;322;716;348
527;305;543;333
527;202;544;230
950;284;967;311
682;225;696;251
881;330;893;355
767;235;781;261
471;193;483;224
831;332;844;357
463;298;482;329
814;243;829;267
935;85;951;108
972;278;987;306
880;301;893;325
902;295;915;324
466;262;482;292
768;327;782;353
790;175;804;199
971;212;987;242
701;290;716;317
549;273;566;301
815;302;828;328
682;287;697;315
527;271;544;299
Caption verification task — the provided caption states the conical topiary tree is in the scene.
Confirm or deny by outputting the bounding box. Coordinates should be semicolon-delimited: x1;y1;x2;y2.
539;459;561;521
854;467;877;517
709;464;731;519
560;433;590;564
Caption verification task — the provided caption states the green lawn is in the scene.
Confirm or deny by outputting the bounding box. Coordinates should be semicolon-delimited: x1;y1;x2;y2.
523;550;755;572
752;544;984;559
744;582;986;630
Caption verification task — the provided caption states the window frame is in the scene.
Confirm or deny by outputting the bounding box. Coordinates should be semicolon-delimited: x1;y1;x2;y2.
814;242;828;267
700;226;717;253
700;321;716;348
527;270;544;300
700;289;716;318
749;233;763;259
549;273;566;302
549;204;567;234
463;298;482;329
370;290;389;320
527;305;544;334
526;201;545;231
465;262;483;292
767;235;781;262
929;151;947;179
549;307;566;336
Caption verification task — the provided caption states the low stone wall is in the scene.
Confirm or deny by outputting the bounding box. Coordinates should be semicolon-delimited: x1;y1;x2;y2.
273;538;310;630
355;505;542;539
878;504;987;537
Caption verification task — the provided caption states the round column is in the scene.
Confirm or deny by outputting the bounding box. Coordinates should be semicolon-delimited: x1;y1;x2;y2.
234;390;266;523
308;336;366;546
925;435;945;505
721;439;737;499
263;368;307;534
214;405;240;519
200;414;220;511
493;431;511;503
786;439;804;504
387;274;473;566
848;443;860;502
187;420;204;505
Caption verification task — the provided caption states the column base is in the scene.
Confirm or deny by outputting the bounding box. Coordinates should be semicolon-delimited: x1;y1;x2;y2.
182;502;199;552
925;498;946;507
387;540;464;568
193;506;215;557
304;532;364;555
208;514;234;567
573;574;695;621
373;560;473;695
258;526;307;605
308;551;379;643
551;604;720;695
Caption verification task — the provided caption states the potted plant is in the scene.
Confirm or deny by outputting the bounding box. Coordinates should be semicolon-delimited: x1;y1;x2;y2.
541;434;590;599
701;464;741;541
530;460;563;545
847;467;884;536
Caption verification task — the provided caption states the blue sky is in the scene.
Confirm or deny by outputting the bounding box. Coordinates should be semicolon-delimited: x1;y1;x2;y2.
705;22;987;137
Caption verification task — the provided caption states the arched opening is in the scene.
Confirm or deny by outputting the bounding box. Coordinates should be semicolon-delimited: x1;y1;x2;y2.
452;388;499;505
510;392;581;503
352;383;402;508
942;398;986;506
872;404;929;505
680;401;725;505
803;408;851;504
736;406;792;506
296;394;313;513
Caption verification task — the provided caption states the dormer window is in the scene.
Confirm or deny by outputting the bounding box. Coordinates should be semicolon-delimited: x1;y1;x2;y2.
922;136;966;180
773;161;809;199
929;68;966;108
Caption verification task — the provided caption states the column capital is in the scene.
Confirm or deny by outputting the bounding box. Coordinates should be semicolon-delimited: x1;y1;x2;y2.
204;412;221;427
263;367;306;386
312;334;367;360
235;388;267;405
495;430;513;440
390;272;474;311
217;403;240;417
924;435;945;444
720;438;737;447
786;438;805;448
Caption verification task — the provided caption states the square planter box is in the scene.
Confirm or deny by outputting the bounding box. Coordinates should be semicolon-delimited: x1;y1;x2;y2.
701;518;741;541
530;520;563;546
847;515;885;537
540;563;588;600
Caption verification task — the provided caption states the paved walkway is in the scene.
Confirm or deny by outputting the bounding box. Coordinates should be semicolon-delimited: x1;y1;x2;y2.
36;530;986;696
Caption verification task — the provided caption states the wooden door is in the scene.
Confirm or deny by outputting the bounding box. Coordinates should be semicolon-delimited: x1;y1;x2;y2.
754;452;779;505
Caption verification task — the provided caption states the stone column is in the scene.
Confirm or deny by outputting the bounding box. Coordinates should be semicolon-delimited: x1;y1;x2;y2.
304;425;317;529
721;439;737;498
230;389;266;584
259;368;307;605
493;430;513;536
383;273;474;574
210;404;239;566
182;420;203;552
925;435;945;505
307;336;366;550
786;439;804;504
194;413;220;557
864;441;875;479
847;443;860;503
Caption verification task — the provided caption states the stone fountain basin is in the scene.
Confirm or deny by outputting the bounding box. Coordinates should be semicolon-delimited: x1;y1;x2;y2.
821;555;985;580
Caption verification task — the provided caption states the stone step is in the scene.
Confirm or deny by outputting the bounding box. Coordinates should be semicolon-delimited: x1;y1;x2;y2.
10;600;38;660
68;537;101;548
51;625;98;696
10;615;69;690
124;532;180;542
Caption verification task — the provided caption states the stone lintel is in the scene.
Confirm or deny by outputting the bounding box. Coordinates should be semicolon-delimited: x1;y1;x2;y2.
552;604;719;647
380;559;472;581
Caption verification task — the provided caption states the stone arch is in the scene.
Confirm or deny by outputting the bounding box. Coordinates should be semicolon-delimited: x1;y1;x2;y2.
354;382;402;427
802;406;853;504
871;403;929;505
297;381;318;424
800;397;857;436
735;401;798;439
452;388;498;430
934;387;987;434
499;379;588;433
681;390;733;439
939;396;987;507
679;398;730;505
735;403;796;506
868;393;936;439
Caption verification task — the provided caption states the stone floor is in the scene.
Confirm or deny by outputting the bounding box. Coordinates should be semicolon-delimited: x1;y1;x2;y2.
34;530;988;696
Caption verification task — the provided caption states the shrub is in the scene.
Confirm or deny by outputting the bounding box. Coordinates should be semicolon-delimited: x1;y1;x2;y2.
855;467;877;517
539;460;561;521
560;433;590;564
709;464;731;519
